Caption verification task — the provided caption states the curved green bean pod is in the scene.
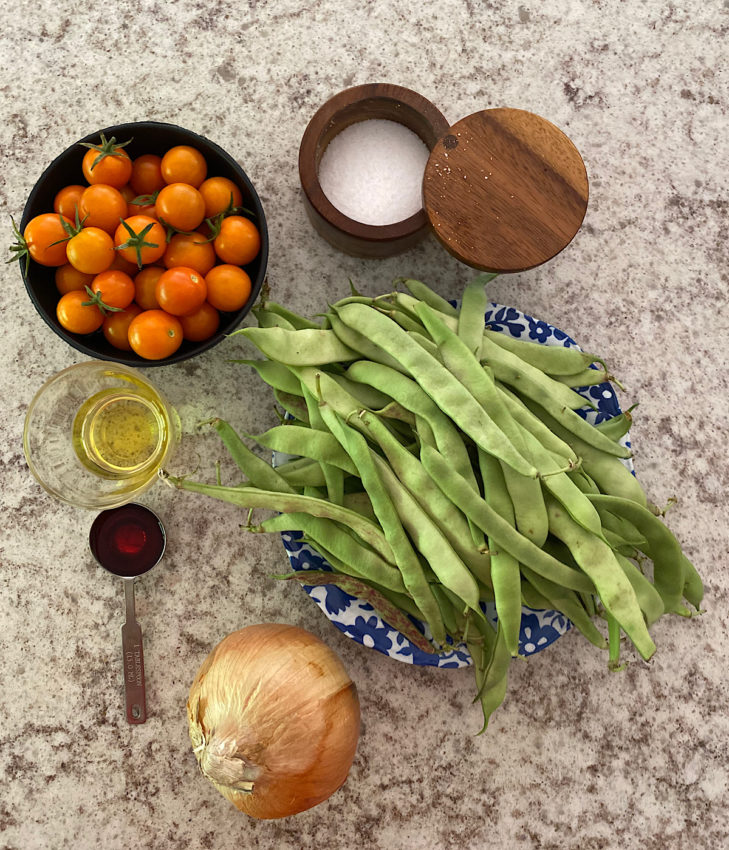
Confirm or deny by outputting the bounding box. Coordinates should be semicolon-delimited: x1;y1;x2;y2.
520;566;607;650
257;512;407;593
273;389;310;424
319;406;447;646
421;446;596;594
587;494;702;613
357;409;493;588
256;301;323;330
372;453;483;615
162;474;396;563
544;493;655;661
478;449;523;656
235;359;304;396
512;387;632;460
552;367;615;388
397;277;459;316
594;407;636;441
251;307;297;330
336;303;538;478
345;360;483;496
613;553;665;627
480;333;594;412
301;383;344;505
244;424;358;475
473;620;510;732
274;456;328;488
210;418;296;494
236;325;359;366
482;331;606;376
327;312;405;371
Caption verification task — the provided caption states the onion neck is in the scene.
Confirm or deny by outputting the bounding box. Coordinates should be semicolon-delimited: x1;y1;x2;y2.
189;716;260;794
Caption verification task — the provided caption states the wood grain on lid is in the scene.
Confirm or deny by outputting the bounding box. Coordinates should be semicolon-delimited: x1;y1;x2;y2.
422;108;589;273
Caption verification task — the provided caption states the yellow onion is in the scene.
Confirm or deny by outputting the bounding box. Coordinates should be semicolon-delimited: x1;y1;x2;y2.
187;623;361;819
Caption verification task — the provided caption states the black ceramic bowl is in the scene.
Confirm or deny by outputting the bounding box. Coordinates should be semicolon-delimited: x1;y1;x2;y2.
19;121;269;366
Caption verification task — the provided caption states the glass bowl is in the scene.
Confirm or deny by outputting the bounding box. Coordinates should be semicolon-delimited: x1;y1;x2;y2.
24;361;180;510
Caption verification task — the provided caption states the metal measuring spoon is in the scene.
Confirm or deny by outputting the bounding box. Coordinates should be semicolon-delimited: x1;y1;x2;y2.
89;503;166;725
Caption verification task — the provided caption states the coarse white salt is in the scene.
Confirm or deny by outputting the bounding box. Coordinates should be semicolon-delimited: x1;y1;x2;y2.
318;119;430;226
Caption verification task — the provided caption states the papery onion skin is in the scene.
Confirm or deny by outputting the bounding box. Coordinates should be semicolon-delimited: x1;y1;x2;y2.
187;623;361;819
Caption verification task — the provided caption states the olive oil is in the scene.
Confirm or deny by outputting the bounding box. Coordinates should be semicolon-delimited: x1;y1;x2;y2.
72;382;171;482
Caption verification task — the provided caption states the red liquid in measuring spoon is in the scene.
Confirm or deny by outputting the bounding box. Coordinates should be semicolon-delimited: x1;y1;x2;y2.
89;504;166;577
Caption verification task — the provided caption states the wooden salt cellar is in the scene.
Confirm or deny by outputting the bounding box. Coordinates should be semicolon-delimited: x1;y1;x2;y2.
298;83;450;259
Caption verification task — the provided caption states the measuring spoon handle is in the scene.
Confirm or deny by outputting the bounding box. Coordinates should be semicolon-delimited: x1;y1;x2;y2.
121;619;146;724
122;579;146;724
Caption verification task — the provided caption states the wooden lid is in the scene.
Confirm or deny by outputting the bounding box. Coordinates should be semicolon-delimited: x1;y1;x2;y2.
422;108;589;273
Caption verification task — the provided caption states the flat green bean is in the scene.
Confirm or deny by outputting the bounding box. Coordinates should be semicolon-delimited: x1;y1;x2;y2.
421;446;596;594
256;301;323;329
372;453;484;615
244;424;358;475
357;409;493;587
236;325;358;366
587;494;702;613
478;449;522;656
252;308;296;330
163;473;396;563
511;385;633;460
397;277;459;316
544;493;655;661
336;302;538;478
258;512;407;592
458;276;493;356
520;566;608;650
319;405;447;646
209;418;296;494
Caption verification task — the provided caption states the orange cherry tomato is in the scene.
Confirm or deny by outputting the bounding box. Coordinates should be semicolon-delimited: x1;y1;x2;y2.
160;145;207;187
155;266;207;316
82;136;133;188
130;154;165;195
204;264;252;312
134;265;164;310
90;269;135;310
107;251;139;276
78;184;128;233
199;176;243;218
114;215;167;268
56;290;104;334
156;183;206;232
55;263;94;295
180;301;220;342
66;226;115;274
20;213;72;267
128;309;184;360
163;231;216;275
213;216;261;266
103;302;142;351
53;185;85;221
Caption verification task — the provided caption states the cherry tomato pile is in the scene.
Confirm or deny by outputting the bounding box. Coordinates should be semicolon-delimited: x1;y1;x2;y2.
14;133;261;361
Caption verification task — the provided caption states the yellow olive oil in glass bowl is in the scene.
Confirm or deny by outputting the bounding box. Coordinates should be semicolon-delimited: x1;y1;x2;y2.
24;362;180;510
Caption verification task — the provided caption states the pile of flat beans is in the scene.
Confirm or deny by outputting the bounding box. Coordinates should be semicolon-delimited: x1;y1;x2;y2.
165;276;703;731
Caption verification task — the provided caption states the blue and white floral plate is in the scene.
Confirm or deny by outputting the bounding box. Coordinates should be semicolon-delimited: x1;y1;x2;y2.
277;303;629;668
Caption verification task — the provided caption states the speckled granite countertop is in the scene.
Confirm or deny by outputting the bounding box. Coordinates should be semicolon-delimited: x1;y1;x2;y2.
1;2;728;848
